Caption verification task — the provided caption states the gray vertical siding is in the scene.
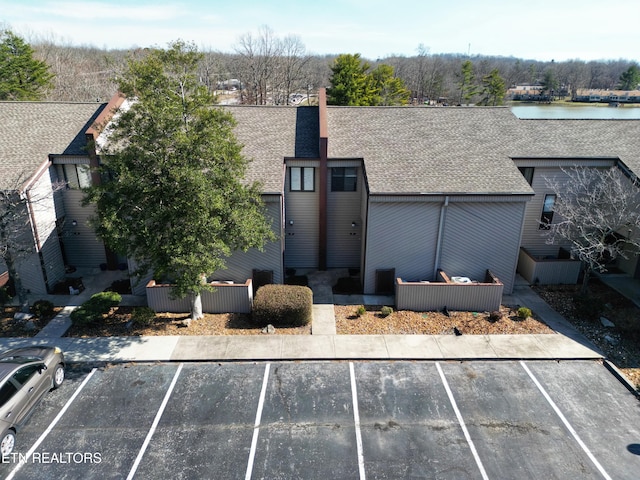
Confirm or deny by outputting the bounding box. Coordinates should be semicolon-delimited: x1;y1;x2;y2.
18;252;47;295
284;165;319;269
29;171;66;291
61;190;107;268
146;280;253;313
519;167;573;257
327;166;362;268
363;201;440;294
517;248;581;285
215;197;284;284
439;201;526;294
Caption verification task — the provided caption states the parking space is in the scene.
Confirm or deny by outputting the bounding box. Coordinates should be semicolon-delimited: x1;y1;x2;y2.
0;360;638;479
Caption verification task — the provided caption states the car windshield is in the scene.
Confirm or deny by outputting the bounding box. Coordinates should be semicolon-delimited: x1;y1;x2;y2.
0;356;41;364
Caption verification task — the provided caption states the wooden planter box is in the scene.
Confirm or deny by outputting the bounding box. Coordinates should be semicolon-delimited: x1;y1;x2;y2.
396;269;503;312
517;247;581;285
146;279;253;313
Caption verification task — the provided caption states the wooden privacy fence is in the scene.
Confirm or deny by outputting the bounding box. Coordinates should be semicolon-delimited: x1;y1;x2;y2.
517;247;581;285
146;279;253;313
396;269;503;312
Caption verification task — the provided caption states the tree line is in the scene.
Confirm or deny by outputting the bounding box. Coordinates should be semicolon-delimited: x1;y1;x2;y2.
1;26;639;105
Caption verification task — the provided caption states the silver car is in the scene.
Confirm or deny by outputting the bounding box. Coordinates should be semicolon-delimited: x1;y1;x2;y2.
0;346;65;459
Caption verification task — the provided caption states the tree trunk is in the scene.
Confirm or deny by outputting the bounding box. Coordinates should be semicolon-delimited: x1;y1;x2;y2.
190;292;204;321
4;252;29;312
580;267;591;296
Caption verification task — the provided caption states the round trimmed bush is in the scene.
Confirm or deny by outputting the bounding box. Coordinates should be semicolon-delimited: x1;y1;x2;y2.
131;306;156;326
31;299;55;318
517;306;532;319
380;306;393;318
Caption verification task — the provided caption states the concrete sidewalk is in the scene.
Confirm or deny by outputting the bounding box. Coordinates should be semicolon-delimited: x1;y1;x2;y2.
0;284;603;363
2;267;605;363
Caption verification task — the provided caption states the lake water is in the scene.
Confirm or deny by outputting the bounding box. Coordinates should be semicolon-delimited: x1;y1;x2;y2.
511;104;640;119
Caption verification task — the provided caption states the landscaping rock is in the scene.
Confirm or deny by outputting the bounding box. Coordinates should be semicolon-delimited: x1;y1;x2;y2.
600;316;615;328
262;324;276;334
604;334;619;346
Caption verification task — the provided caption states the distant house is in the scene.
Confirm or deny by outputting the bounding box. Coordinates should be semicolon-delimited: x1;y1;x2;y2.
573;89;640;104
2;90;640;301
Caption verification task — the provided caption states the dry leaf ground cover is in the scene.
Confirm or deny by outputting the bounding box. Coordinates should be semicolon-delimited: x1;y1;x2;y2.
533;279;640;391
334;304;553;335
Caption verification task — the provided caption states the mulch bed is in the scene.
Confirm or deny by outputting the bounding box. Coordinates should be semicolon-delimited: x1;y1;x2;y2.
64;307;311;337
335;304;554;335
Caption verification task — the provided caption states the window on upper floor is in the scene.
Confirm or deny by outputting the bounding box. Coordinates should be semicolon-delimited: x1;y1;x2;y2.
290;167;314;191
518;166;534;186
540;194;556;229
331;167;357;192
55;163;92;189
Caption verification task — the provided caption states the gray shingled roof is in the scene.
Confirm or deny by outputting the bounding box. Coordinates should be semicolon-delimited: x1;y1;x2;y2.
327;106;640;194
0;101;105;190
224;105;318;193
4;102;639;197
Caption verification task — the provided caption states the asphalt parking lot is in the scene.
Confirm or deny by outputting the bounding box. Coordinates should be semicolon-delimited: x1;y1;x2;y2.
0;360;638;479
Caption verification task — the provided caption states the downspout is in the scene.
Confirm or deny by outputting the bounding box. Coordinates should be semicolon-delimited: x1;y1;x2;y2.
433;196;449;279
318;88;328;270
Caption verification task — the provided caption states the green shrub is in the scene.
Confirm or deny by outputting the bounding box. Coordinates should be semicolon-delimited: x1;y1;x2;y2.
0;287;12;306
517;306;532;319
71;291;122;325
252;284;312;327
380;306;393;318
355;305;366;317
31;300;55;318
131;306;156;326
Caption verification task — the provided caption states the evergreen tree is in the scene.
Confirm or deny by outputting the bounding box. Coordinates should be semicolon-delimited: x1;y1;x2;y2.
327;54;377;105
479;69;506;106
458;60;477;104
617;65;640;90
0;30;54;100
86;41;274;320
370;64;411;105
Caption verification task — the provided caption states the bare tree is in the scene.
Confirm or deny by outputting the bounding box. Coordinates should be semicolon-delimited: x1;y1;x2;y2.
234;26;282;105
1;173;64;310
544;166;640;294
273;35;311;105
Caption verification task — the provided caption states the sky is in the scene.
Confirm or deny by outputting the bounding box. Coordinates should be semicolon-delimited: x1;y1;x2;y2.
1;0;639;63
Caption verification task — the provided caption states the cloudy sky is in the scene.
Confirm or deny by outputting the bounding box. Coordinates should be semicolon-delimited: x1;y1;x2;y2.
1;0;639;62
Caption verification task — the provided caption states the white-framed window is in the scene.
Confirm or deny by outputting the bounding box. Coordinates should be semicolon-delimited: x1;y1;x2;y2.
540;194;556;229
290;167;314;191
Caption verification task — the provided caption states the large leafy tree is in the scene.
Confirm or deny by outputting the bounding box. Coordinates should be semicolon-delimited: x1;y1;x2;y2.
544;166;640;294
0;30;54;100
617;65;640;90
86;41;274;320
540;69;559;99
327;53;377;106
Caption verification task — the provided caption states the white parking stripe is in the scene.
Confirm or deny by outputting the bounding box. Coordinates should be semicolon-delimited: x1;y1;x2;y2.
349;362;366;480
126;363;183;480
520;361;613;480
245;362;270;480
436;362;490;480
6;367;98;480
